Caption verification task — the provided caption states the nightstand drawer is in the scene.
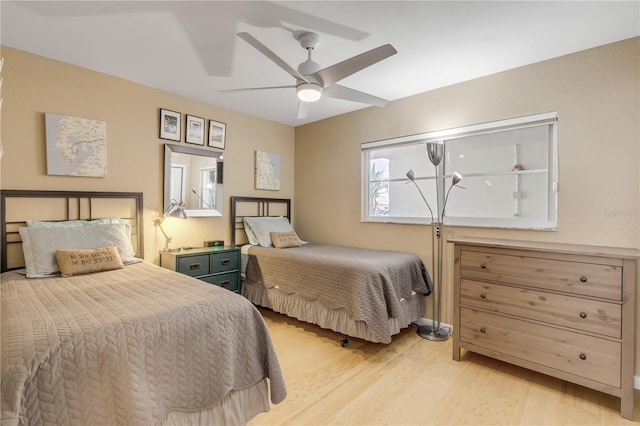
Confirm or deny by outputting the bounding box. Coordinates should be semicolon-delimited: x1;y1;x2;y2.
459;307;621;387
460;279;622;338
201;272;240;292
210;251;239;273
460;250;622;300
161;246;241;294
177;254;210;276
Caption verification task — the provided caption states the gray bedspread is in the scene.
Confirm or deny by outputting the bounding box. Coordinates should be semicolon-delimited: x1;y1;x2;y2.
245;243;431;343
1;262;286;426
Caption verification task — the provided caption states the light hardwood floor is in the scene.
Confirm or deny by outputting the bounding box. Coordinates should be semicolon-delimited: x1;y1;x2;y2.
249;307;639;426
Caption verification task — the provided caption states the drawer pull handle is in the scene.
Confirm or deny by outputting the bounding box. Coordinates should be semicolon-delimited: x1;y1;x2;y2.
480;293;487;299
220;259;231;265
480;263;487;269
480;327;486;333
219;280;230;287
579;353;587;360
579;312;587;319
579;276;588;283
189;263;201;270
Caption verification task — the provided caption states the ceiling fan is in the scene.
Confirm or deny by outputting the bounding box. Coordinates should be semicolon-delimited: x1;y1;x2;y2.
222;31;397;119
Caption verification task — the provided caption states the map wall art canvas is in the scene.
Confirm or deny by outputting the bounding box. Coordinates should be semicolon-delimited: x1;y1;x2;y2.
45;113;107;177
254;150;280;190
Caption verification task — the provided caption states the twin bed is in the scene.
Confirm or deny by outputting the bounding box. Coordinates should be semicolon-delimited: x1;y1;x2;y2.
230;196;431;345
1;191;431;425
1;190;285;426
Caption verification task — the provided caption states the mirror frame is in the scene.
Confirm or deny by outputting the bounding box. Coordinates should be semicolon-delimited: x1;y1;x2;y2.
164;144;223;217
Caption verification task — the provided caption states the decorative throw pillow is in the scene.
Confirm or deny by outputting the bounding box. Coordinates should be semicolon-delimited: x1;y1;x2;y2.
270;231;301;248
56;245;124;277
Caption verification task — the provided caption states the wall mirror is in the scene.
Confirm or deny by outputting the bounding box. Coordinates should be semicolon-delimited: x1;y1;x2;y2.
164;144;223;217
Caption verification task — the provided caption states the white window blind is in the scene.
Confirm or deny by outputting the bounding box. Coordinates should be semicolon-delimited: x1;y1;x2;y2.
361;112;558;230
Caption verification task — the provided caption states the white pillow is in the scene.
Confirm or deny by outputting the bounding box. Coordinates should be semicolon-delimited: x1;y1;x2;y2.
91;218;130;226
26;219;91;227
19;223;140;278
242;218;260;245
243;216;306;247
27;218;129;227
27;218;133;247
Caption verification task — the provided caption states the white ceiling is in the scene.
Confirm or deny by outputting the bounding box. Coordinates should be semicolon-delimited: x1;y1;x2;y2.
2;1;639;126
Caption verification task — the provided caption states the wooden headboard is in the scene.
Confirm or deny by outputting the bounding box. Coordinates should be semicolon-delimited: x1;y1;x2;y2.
1;190;144;272
230;196;291;246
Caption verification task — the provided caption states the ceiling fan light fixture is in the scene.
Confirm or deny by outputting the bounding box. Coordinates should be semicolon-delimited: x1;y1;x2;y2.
297;83;322;102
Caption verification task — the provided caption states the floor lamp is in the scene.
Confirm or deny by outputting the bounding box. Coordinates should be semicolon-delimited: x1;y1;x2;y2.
406;142;463;341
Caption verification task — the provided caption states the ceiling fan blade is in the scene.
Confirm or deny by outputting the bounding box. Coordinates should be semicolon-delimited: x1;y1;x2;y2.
323;84;389;107
220;85;295;93
237;32;309;83
313;44;397;88
297;101;311;120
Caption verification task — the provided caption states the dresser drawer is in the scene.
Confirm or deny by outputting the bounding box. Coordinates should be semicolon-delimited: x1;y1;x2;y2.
460;250;622;300
177;254;210;276
200;272;240;292
210;251;238;273
460;279;622;338
459;307;621;387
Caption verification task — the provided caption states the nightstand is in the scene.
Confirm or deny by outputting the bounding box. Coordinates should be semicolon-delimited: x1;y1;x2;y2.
160;246;241;293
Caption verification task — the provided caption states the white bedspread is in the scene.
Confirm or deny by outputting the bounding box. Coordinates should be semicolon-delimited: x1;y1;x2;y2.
1;262;286;425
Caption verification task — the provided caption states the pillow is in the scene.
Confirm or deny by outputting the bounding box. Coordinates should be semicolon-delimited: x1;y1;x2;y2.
242;218;260;245
91;218;130;226
19;223;140;278
270;231;301;249
27;219;91;227
243;216;305;247
27;218;129;227
56;245;124;277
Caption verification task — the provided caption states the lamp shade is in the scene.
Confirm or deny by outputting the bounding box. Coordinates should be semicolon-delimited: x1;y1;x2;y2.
451;171;463;186
426;142;444;166
296;83;322;102
405;169;416;181
164;200;187;219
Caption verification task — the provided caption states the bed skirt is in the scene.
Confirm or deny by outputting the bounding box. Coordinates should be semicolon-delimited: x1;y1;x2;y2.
243;283;425;343
161;379;270;426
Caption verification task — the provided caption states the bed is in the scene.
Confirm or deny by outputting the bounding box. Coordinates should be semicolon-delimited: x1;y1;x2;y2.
230;196;431;345
1;190;286;426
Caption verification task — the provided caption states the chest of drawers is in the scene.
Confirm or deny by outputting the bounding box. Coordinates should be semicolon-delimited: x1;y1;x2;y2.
450;237;638;420
160;246;241;293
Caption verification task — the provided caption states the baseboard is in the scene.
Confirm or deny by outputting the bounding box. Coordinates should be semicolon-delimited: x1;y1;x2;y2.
412;317;454;336
414;320;640;391
429;321;640;389
429;320;640;390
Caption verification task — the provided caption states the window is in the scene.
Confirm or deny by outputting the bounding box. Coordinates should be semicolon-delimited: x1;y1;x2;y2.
198;167;217;209
361;112;558;230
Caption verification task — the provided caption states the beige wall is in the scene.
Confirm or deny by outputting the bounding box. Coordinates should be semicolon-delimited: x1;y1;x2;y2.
295;38;640;369
2;39;640;373
0;46;295;263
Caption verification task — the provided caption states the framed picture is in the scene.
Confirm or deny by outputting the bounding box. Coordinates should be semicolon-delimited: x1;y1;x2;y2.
159;109;181;141
208;119;226;150
46;113;107;177
185;114;205;145
255;150;281;190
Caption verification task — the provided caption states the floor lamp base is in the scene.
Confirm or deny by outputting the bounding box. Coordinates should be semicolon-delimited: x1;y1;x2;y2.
416;325;449;341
